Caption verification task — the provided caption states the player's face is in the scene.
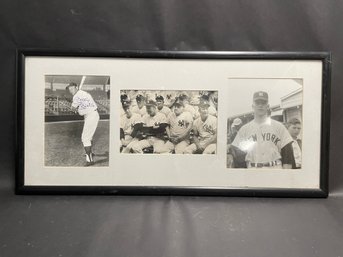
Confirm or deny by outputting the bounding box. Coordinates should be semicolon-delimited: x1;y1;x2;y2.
68;86;78;96
156;100;164;110
174;104;184;116
252;99;269;116
288;124;301;138
199;106;209;119
124;107;132;118
137;100;144;109
146;105;156;116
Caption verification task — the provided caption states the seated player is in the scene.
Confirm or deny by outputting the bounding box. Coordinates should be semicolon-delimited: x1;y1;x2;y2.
184;100;217;154
131;100;168;154
120;100;143;153
160;98;194;154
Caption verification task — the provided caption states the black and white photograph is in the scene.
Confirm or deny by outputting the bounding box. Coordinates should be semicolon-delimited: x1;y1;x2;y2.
227;78;303;169
120;90;218;154
45;75;110;167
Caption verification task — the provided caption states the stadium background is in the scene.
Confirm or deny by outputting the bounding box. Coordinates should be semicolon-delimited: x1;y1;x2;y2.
45;75;110;166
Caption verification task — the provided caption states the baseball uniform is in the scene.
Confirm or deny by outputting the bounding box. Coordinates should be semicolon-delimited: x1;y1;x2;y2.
120;113;142;153
232;117;293;167
184;114;217;154
162;111;194;153
71;89;99;147
158;106;172;117
132;105;147;117
131;112;168;153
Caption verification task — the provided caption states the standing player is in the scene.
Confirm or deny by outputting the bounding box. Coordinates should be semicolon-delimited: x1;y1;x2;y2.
131;100;168;153
160;98;194;154
230;91;295;169
132;94;147;117
66;82;99;166
286;118;302;169
120;100;143;153
184;100;217;154
156;95;172;117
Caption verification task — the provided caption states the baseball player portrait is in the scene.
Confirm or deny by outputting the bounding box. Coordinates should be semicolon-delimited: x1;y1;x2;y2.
44;75;110;167
229;91;295;169
184;99;217;154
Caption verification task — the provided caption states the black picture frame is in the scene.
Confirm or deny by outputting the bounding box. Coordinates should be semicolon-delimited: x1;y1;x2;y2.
16;49;331;197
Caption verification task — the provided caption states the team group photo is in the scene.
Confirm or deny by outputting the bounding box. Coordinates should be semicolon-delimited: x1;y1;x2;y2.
119;90;218;154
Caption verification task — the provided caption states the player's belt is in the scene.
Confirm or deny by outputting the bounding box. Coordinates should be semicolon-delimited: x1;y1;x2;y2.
249;160;281;168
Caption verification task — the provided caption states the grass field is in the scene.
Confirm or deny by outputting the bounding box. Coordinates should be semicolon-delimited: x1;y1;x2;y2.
45;120;109;167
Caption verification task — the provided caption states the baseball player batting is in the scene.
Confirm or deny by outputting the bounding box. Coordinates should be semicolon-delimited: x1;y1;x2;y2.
230;91;295;169
184;99;217;154
66;82;99;166
160;97;194;154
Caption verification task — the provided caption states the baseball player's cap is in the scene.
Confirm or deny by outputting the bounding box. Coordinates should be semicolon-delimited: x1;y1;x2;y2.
145;100;157;107
178;94;188;101
156;95;164;102
199;99;210;108
173;97;183;107
253;91;268;102
122;100;131;109
136;94;145;102
121;94;129;103
200;94;210;101
232;118;242;127
65;82;78;90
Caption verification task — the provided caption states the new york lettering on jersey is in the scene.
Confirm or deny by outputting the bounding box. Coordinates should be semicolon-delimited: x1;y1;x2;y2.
232;119;293;163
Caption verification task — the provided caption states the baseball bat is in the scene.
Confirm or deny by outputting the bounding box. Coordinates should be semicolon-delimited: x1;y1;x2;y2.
79;76;86;90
